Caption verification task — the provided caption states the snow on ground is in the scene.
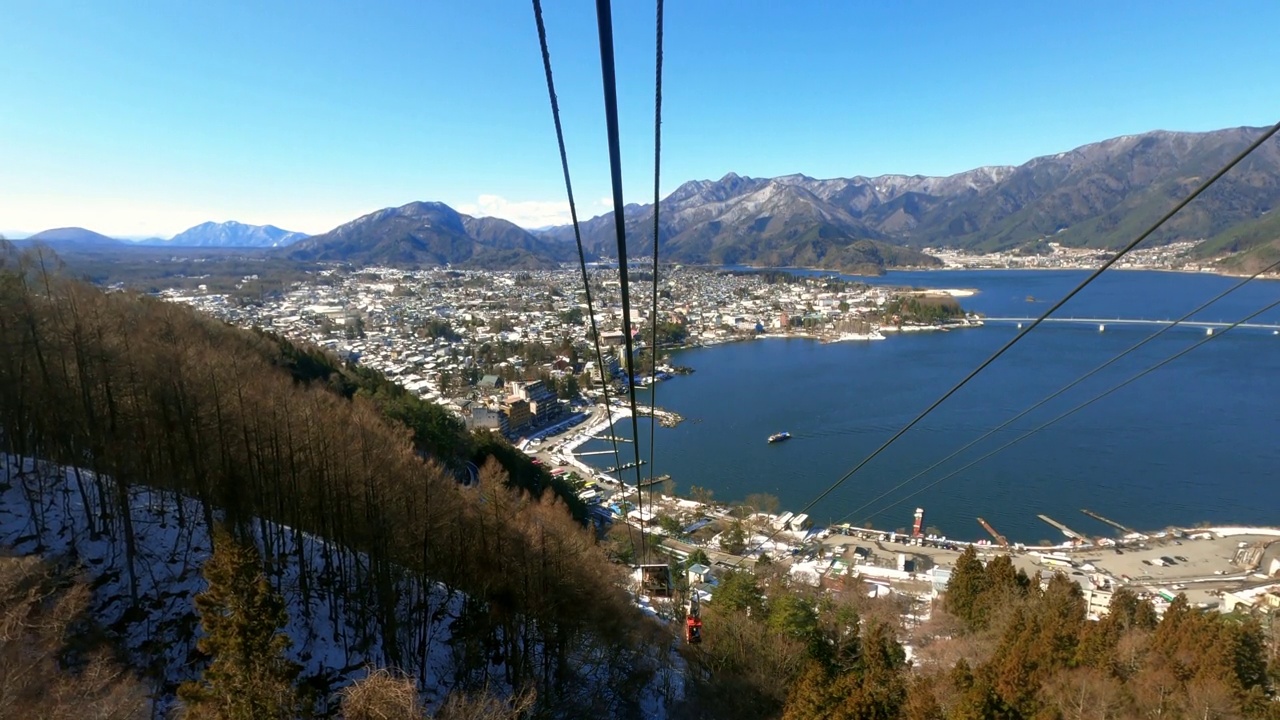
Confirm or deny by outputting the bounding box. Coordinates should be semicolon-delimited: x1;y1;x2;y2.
1;455;684;718
0;455;461;710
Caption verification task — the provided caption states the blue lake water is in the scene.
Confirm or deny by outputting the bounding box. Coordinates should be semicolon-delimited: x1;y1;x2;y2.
579;270;1280;544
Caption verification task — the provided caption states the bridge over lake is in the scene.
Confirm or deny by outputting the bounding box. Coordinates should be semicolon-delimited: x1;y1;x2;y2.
981;317;1280;332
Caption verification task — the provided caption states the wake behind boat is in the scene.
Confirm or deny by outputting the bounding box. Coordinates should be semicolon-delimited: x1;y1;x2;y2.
768;432;792;444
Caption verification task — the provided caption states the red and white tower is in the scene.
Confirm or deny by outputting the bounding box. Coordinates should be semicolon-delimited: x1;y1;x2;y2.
912;507;924;537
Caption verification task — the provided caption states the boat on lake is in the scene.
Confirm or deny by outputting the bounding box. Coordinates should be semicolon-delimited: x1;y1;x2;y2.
768;432;792;444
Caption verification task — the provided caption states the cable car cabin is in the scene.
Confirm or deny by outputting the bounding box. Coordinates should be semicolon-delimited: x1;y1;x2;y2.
685;615;703;644
684;594;703;644
634;564;673;599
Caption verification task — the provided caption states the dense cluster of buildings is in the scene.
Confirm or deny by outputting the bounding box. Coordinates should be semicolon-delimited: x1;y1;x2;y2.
928;240;1204;271
165;265;949;437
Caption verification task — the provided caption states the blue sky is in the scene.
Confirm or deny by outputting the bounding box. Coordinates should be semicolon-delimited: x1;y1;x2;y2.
2;1;1277;237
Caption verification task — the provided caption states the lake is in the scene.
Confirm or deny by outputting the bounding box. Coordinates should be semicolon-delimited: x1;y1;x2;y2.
578;270;1280;544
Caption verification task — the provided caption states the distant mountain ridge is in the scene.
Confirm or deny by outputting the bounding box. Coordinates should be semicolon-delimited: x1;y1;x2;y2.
14;126;1280;272
20;227;126;250
15;221;309;250
537;126;1280;271
161;220;308;248
288;201;576;269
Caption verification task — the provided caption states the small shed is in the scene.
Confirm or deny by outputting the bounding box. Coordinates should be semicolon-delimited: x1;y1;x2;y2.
687;563;714;586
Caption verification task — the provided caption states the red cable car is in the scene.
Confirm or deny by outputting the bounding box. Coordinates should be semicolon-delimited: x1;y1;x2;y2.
684;594;702;644
684;614;703;644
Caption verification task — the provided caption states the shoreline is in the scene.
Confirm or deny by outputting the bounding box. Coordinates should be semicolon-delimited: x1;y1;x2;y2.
714;261;1280;282
557;407;1280;560
558;267;1276;558
892;265;1280;282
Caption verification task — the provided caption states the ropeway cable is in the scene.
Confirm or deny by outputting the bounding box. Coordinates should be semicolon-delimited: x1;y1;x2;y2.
831;255;1280;528
857;293;1280;526
530;0;633;552
730;120;1280;566
595;0;652;563
644;0;665;538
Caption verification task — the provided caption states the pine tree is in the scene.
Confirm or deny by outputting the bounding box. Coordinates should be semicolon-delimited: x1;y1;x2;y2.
944;545;989;632
781;661;839;720
178;526;303;720
900;676;944;720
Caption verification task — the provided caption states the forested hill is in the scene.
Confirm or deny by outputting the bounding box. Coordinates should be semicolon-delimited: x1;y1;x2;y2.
0;247;662;715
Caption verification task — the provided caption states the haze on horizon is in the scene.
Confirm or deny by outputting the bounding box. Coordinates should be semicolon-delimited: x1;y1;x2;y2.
2;0;1276;238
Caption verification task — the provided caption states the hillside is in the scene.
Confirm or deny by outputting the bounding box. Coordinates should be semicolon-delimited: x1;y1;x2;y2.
1194;210;1280;273
0;255;664;716
540;126;1280;263
288;201;576;269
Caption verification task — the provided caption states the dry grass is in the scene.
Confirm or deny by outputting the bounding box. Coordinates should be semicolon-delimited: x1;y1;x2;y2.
0;555;149;720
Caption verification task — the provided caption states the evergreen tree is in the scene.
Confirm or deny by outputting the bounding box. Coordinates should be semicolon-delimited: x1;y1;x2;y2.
715;570;764;615
900;676;944;720
720;521;748;556
944;546;989;632
685;548;711;569
178;526;303;720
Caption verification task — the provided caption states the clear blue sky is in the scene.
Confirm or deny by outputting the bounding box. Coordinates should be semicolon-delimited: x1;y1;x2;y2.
2;1;1276;237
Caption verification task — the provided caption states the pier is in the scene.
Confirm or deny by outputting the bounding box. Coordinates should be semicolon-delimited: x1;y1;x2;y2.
605;460;647;473
638;474;670;489
1037;514;1088;542
982;317;1280;332
1080;508;1136;536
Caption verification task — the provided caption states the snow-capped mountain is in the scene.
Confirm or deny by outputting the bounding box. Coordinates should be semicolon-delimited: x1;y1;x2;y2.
164;220;309;248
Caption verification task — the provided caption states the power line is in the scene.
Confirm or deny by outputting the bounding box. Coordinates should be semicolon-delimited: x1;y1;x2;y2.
860;294;1280;526
594;0;651;563
732;120;1280;565
833;255;1280;528
530;0;632;550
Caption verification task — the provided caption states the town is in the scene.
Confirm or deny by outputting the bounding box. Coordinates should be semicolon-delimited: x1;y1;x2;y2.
166;264;979;437
928;239;1209;271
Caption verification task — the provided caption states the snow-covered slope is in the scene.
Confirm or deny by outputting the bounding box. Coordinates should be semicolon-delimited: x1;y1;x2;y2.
0;455;461;711
0;455;683;717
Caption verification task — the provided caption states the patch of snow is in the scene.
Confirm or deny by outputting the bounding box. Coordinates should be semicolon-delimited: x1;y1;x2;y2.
0;455;460;711
0;455;683;718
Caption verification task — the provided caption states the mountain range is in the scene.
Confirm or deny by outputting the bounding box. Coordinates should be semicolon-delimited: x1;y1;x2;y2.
12;221;310;250
534;125;1280;273
13;126;1280;273
287;201;576;269
152;220;308;248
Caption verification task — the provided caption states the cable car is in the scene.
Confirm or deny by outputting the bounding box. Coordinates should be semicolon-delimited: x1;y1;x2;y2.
684;594;702;644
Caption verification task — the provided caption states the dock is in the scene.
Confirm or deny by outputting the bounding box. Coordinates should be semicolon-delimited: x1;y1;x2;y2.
605;460;647;473
1080;509;1135;535
977;517;1009;548
1037;514;1088;542
591;435;633;443
637;474;670;489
